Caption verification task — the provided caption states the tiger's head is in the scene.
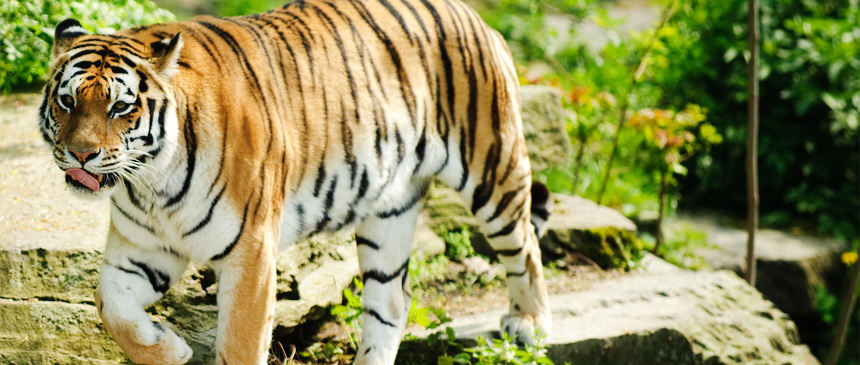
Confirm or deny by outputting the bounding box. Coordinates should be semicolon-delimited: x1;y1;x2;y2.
40;19;183;198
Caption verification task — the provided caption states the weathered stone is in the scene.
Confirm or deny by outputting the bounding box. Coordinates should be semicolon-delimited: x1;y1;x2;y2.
520;85;572;172
423;183;641;268
539;194;641;269
0;249;102;304
412;209;446;260
0;299;125;364
410;269;819;365
667;215;847;318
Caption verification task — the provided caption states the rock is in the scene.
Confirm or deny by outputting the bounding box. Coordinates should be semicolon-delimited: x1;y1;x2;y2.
519;85;572;172
539;194;641;269
0;232;358;364
424;183;641;269
667;215;847;318
412;209;446;260
409;269;819;365
0;299;126;364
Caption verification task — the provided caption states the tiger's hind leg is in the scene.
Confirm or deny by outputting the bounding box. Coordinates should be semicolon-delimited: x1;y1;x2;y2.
438;125;553;344
96;226;193;365
476;179;553;345
352;183;426;365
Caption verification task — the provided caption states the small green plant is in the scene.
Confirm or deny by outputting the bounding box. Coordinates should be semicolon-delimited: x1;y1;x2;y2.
627;105;722;251
444;225;475;262
408;303;554;365
330;278;363;350
409;253;450;291
456;333;553;365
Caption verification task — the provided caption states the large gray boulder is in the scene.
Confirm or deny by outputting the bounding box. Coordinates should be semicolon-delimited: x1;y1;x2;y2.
667;216;847;318
409;265;819;365
519;85;572;172
539;194;641;269
424;184;641;269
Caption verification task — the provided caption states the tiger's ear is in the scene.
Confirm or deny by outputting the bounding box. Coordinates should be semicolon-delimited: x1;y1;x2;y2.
53;19;89;58
150;33;184;79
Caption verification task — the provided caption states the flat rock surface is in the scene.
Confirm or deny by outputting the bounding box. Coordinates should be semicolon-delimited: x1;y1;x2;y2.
667;214;846;317
0;95;110;252
546;194;638;232
410;269;818;365
668;215;845;271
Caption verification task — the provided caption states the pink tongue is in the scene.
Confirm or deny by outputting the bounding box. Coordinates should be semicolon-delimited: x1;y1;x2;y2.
66;168;100;192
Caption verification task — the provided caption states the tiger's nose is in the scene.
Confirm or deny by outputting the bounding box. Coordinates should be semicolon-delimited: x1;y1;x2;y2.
70;149;99;163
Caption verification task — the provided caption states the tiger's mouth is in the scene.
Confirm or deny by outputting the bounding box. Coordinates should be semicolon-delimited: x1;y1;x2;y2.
64;168;119;192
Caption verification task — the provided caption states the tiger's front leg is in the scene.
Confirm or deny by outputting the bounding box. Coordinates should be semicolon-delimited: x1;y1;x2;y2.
353;202;423;365
210;226;278;365
96;225;192;365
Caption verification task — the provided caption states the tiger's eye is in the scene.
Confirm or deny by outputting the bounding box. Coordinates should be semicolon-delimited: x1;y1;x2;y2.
114;101;128;110
60;95;75;109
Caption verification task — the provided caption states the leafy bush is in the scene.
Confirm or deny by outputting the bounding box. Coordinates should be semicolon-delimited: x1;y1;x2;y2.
651;0;860;240
0;0;174;93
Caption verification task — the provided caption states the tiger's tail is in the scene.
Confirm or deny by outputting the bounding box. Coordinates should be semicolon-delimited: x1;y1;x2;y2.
530;181;553;238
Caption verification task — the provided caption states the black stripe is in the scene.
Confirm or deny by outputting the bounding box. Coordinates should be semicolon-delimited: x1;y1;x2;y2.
363;260;409;285
183;186;226;237
355;236;380;250
136;70;149;93
111;199;155;233
379;0;414;45
365;308;396;327
124;179;144;210
211;199;251;261
376;181;428;218
349;0;417;122
488;220;518;239
487;189;521;222
495;245;524;257
165;108;196;208
129;259;170;294
114;264;145;280
506;270;527;278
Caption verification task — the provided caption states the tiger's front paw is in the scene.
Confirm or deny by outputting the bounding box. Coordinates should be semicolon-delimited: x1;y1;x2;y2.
108;320;193;365
500;312;551;346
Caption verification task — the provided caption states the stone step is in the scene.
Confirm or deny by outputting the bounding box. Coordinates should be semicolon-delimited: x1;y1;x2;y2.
408;268;819;365
666;215;847;318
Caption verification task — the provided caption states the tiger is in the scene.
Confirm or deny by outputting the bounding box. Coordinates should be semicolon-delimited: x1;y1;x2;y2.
38;0;553;363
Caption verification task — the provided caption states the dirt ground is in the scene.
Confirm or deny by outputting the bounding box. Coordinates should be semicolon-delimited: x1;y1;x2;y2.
0;94;109;252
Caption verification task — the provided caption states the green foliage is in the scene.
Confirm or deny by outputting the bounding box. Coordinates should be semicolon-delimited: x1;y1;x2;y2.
651;0;860;240
642;224;714;270
210;0;284;17
0;0;174;93
470;0;598;63
330;278;363;350
459;334;553;365
409;254;450;291
814;285;840;325
409;304;554;365
443;226;476;262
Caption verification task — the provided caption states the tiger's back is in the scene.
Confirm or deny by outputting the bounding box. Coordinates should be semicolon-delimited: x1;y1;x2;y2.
114;0;531;245
40;1;551;364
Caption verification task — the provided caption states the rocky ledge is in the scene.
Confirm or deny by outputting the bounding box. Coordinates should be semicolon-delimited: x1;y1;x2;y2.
408;261;819;365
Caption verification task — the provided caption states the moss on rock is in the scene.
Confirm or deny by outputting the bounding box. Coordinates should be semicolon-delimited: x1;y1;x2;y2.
0;249;102;303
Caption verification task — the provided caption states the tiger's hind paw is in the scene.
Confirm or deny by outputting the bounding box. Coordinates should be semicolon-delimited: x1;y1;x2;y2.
500;312;550;346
